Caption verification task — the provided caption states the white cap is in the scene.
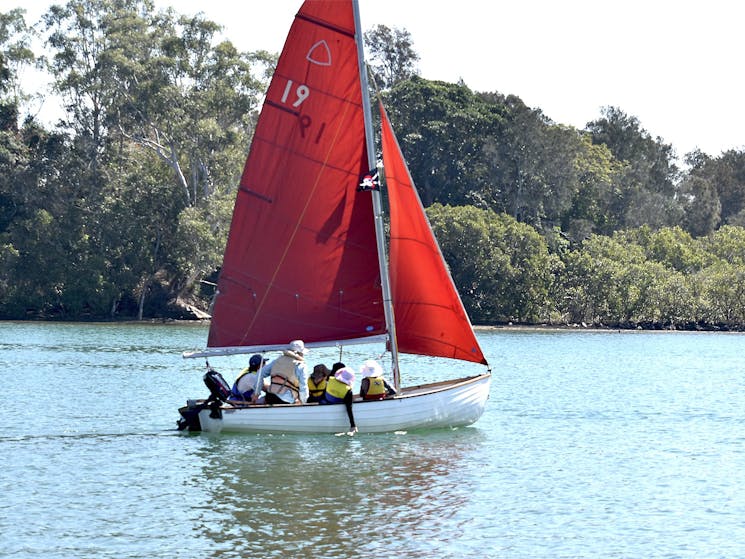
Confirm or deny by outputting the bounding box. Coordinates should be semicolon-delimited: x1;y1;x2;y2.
288;340;308;354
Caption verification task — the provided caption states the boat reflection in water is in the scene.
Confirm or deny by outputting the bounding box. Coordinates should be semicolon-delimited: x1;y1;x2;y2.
186;429;488;557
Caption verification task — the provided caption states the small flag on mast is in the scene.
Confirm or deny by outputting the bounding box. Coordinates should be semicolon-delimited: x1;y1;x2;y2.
358;170;379;191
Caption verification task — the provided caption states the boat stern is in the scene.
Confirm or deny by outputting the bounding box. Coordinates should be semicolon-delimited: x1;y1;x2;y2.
177;399;224;432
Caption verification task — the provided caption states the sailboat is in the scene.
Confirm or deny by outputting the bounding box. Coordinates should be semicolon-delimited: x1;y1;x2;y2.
177;0;491;434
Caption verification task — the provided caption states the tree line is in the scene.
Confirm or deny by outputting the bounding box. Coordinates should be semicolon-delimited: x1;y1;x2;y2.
429;207;745;329
2;1;745;329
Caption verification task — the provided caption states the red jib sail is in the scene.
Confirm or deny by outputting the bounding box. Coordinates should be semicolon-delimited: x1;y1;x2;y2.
207;2;384;349
381;104;488;365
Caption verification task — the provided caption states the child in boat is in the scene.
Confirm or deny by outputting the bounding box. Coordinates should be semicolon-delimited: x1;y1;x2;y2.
359;359;396;400
230;354;266;402
307;363;331;403
320;366;357;434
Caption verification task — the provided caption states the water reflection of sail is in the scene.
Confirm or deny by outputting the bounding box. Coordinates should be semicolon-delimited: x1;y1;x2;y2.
188;431;486;556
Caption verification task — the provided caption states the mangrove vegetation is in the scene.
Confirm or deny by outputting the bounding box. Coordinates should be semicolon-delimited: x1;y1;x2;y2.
2;1;745;329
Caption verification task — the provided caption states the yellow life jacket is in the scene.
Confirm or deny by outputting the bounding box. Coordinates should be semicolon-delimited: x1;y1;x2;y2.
324;376;351;401
267;354;300;399
363;375;387;400
308;375;328;398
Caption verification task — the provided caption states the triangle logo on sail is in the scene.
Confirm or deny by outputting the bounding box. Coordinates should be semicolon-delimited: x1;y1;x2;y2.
306;40;332;66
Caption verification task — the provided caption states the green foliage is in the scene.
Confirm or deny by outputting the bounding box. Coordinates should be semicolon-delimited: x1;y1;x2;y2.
562;234;646;324
556;225;745;329
384;84;635;240
4;3;745;329
698;262;745;324
384;78;505;207
480;94;582;230
565;135;625;238
0;8;35;98
686;149;745;231
364;24;419;90
680;174;721;237
701;225;745;266
427;204;558;323
0;0;267;319
619;226;710;273
586;106;682;229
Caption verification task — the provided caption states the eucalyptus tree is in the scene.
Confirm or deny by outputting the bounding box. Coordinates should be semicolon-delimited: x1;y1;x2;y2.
363;24;419;90
679;174;721;237
38;0;269;318
111;7;270;208
586;106;682;229
0;9;76;317
99;6;270;315
686;148;745;228
562;134;625;240
711;151;745;227
0;8;36;113
148;13;270;311
0;6;37;232
0;7;34;234
479;92;591;231
41;0;137;169
384;77;504;207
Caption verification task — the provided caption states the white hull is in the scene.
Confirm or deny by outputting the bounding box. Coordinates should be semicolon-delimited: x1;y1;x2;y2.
182;374;491;434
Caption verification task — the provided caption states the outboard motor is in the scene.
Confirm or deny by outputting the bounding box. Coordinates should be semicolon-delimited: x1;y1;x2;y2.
203;368;232;402
177;368;232;431
177;401;203;431
202;368;231;419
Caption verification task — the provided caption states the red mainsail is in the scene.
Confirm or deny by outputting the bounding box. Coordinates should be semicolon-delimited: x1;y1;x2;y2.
381;105;488;365
207;1;384;349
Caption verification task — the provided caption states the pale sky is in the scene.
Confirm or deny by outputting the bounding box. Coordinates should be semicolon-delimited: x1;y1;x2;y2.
12;0;745;158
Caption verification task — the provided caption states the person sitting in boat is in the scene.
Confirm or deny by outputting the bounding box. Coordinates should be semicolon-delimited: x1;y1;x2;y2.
251;339;309;405
320;366;357;434
229;354;266;402
359;359;396;400
307;363;331;403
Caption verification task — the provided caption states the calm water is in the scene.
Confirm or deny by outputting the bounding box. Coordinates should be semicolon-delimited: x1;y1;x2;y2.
2;321;745;558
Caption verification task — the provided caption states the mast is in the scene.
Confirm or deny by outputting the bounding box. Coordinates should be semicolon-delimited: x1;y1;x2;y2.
352;0;401;390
